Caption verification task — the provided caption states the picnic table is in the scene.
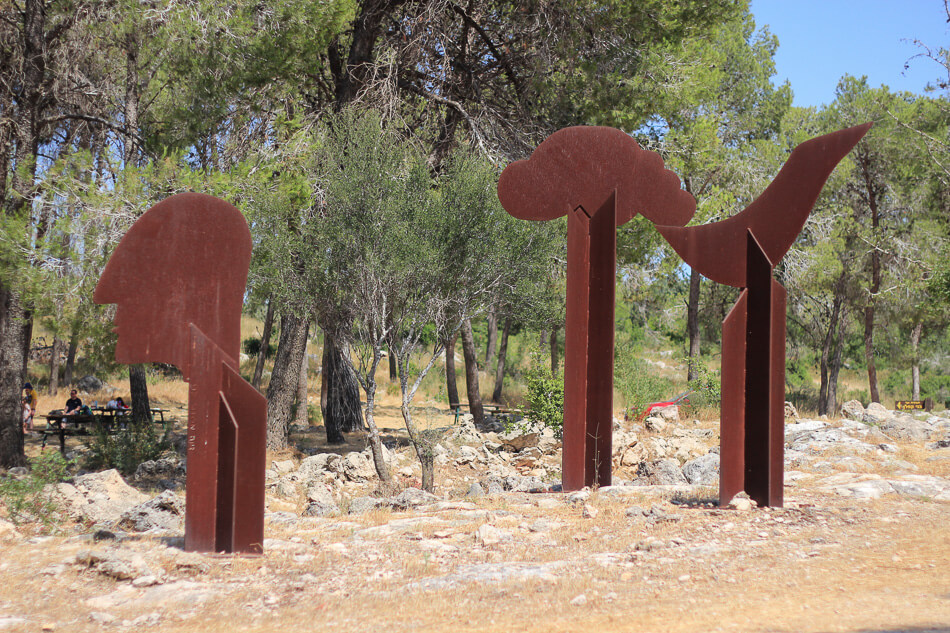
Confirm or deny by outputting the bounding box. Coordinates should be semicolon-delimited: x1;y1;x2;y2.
450;402;523;424
39;406;170;455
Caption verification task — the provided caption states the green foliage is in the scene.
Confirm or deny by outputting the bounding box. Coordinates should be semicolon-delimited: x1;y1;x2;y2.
686;358;721;410
242;337;276;359
0;451;74;528
785;357;813;389
307;403;323;427
615;338;673;418
519;355;564;439
920;372;950;408
84;421;171;476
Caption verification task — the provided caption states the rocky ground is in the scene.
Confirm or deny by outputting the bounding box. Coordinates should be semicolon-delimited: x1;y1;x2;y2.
1;401;948;632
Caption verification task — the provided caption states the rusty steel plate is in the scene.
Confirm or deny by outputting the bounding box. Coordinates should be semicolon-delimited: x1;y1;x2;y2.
95;193;267;552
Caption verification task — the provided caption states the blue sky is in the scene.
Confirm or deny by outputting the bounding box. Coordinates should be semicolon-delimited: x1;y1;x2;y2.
749;1;949;107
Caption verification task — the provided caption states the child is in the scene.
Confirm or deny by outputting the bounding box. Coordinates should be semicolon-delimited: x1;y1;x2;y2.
22;382;37;433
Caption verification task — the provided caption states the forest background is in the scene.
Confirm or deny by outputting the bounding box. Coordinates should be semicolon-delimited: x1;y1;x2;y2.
0;0;948;473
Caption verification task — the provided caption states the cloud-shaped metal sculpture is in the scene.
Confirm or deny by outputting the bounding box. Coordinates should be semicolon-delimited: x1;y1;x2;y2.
498;126;696;226
498;126;696;490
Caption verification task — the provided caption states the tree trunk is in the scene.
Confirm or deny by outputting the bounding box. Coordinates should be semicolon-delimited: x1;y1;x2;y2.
129;364;152;425
48;336;62;396
401;401;435;492
864;300;879;403
0;284;27;467
266;313;309;450
687;267;701;382
911;320;923;400
861;156;882;404
550;324;559;375
294;324;311;427
361;371;392;487
388;347;397;381
321;332;363;444
320;341;343;444
444;333;460;408
460;319;484;428
63;331;78;387
492;318;511;403
827;313;847;415
484;309;498;369
251;297;274;390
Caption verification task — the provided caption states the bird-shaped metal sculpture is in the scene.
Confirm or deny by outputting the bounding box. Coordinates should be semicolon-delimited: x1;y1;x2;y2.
655;123;872;507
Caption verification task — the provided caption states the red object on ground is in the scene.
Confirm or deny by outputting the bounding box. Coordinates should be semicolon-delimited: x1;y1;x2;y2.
498;127;695;490
95;193;267;553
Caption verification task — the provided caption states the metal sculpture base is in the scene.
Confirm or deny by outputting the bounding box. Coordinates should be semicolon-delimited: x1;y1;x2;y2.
562;194;615;490
720;231;785;508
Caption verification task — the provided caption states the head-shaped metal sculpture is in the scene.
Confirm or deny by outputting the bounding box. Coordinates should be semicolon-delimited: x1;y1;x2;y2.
498;126;695;490
94;192;251;376
95;192;266;554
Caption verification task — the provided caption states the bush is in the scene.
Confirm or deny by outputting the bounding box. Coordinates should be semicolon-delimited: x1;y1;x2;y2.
84;419;171;475
518;356;564;439
614;339;672;418
785;357;812;389
686;357;721;409
242;337;276;359
0;451;74;528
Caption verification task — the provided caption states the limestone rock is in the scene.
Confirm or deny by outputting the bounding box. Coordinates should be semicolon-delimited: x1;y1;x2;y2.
116;490;184;533
784;401;800;419
452;414;483;443
682;453;720;485
49;470;148;525
297;453;343;482
475;524;509;546
303;483;339;517
497;429;539;451
537;427;562;454
655;405;679;421
880;415;931;441
632;459;687;486
727;494;756;511
389;487;439;510
863;402;891;426
645;417;667;433
347;496;382;515
0;517;19;540
342;452;375;482
466;482;485;498
841;400;865;421
75;549;154;581
77;375;103;392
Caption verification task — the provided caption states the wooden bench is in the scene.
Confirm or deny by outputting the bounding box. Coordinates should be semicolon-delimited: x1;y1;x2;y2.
40;411;104;455
450;403;524;424
40;407;171;455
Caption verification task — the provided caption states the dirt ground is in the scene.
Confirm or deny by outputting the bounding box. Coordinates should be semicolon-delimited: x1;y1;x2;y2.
2;396;949;633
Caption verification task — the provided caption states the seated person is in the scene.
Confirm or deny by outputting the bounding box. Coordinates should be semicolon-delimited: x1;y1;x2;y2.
64;389;83;415
107;395;130;412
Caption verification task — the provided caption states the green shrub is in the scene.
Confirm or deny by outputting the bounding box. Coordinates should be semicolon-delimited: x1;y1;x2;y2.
0;451;74;528
785;357;812;389
686;357;721;409
614;340;672;418
84;419;171;475
242;337;276;359
518;356;564;439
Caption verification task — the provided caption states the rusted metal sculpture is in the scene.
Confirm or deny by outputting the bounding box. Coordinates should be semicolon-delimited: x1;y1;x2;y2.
94;193;267;553
498;127;695;490
656;123;871;508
